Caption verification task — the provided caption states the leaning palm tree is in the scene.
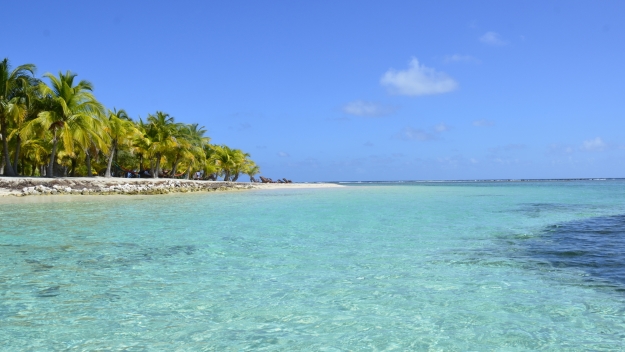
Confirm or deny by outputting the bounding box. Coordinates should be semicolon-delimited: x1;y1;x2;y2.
201;144;221;180
0;58;35;176
244;162;261;182
103;108;139;177
229;149;251;182
24;71;104;177
211;145;236;181
210;145;249;181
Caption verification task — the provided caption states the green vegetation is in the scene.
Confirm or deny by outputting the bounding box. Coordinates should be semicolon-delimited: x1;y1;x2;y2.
0;58;259;180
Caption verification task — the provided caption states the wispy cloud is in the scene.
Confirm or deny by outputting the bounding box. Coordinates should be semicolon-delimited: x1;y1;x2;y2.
342;100;397;117
472;119;495;127
580;137;607;152
547;143;576;155
277;151;290;157
395;123;452;141
396;127;437;141
443;54;480;64
480;31;507;46
434;123;452;132
380;58;458;96
550;137;612;154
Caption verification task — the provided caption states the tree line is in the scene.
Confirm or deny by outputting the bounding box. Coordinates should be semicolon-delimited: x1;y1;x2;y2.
0;58;260;181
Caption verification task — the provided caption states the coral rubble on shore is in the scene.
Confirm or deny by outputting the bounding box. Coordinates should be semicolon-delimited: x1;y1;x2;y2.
0;178;253;197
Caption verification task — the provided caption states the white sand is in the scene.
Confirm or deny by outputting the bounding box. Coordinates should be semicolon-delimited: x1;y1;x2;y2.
250;183;344;190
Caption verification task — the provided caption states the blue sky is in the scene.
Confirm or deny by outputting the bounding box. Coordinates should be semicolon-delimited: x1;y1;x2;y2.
3;1;625;181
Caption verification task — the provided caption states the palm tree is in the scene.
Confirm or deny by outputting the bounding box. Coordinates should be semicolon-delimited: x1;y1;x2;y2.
104;108;138;177
144;111;178;178
21;137;49;176
167;124;193;178
24;71;104;177
10;78;49;175
71;115;108;177
201;144;220;180
211;145;235;181
210;145;250;181
169;123;210;179
131;119;152;176
0;58;35;176
244;162;261;182
229;149;251;182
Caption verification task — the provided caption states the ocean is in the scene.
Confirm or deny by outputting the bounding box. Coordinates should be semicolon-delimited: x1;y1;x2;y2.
2;181;625;350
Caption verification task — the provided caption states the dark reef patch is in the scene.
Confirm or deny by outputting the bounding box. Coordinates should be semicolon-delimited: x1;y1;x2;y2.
523;214;625;286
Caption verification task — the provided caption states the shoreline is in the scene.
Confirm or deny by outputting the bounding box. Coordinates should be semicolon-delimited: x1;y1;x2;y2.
0;177;344;198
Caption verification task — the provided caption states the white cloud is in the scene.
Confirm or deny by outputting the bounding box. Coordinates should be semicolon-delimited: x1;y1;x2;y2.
472;119;495;127
480;31;507;46
580;137;607;152
277;151;290;157
434;123;452;132
342;100;396;117
380;58;458;96
443;54;480;64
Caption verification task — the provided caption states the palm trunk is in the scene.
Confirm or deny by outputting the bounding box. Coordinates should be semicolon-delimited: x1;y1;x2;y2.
232;172;240;182
85;150;92;177
0;148;4;175
1;117;16;176
223;170;231;181
170;153;180;178
153;153;161;178
105;140;117;177
13;135;21;175
47;130;58;178
70;157;77;177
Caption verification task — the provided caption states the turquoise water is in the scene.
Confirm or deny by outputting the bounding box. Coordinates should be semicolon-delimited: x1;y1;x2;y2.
2;181;625;350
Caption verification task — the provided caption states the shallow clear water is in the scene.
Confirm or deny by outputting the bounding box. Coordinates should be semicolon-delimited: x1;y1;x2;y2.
2;181;625;350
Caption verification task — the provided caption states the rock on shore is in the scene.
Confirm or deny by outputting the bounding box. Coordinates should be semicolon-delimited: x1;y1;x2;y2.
0;177;254;197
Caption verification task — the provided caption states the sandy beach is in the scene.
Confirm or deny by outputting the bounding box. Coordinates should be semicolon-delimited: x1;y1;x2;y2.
0;177;343;198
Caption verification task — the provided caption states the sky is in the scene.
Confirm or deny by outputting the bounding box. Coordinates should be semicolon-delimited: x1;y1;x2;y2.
2;1;625;181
